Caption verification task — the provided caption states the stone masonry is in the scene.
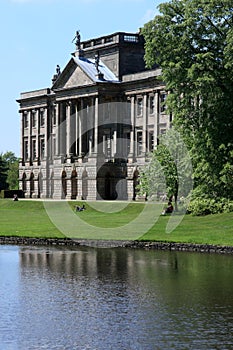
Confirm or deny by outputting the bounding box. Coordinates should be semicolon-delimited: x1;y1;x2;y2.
17;31;171;200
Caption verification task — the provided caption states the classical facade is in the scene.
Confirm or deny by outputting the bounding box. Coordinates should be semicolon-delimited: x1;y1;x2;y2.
17;31;171;200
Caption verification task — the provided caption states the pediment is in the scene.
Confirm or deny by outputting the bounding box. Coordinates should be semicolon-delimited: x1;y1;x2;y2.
52;58;94;90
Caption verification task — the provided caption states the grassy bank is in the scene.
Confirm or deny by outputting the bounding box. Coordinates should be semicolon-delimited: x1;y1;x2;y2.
0;199;64;238
0;199;233;246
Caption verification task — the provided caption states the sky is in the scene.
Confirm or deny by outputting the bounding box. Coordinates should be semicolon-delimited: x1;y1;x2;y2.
0;0;165;156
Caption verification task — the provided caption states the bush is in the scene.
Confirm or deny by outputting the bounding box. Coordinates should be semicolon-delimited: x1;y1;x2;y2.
188;198;233;216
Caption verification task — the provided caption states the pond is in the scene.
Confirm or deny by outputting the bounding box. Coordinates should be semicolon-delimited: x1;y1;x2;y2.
0;245;233;349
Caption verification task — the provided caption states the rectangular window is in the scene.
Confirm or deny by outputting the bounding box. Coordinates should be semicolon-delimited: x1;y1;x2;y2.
137;131;143;156
24;140;29;160
124;35;138;43
32;111;36;128
149;96;155;115
24;113;28;128
32;139;37;160
40;138;45;159
52;110;56;126
160;128;166;135
160;93;167;113
137;98;143;116
149;132;154;152
40;110;45;127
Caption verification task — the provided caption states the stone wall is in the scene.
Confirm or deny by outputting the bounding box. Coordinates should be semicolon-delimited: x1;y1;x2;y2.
1;236;233;254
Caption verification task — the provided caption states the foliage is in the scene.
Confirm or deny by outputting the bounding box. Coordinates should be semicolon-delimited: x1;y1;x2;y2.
187;197;233;216
0;155;8;191
138;129;193;209
142;0;233;202
1;151;19;190
7;160;19;190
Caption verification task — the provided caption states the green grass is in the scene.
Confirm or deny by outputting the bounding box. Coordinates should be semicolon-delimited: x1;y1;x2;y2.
69;202;145;228
141;211;233;246
0;199;233;246
0;199;64;238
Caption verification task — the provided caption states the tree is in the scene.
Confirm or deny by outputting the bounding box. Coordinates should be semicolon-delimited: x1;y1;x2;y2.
1;151;19;190
7;160;19;190
142;0;233;200
138;129;193;210
0;155;8;191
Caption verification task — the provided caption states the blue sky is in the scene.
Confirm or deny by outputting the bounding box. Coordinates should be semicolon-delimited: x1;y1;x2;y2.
0;0;165;156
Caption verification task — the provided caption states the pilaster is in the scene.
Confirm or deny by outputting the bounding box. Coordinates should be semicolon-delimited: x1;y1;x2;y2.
128;96;135;162
154;92;159;148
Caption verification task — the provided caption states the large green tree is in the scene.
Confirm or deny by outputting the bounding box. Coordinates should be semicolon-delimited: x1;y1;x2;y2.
1;151;19;190
142;0;233;200
0;155;8;191
138;129;193;210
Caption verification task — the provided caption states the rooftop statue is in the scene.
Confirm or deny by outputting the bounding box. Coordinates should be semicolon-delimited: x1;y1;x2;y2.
56;65;61;76
72;30;81;50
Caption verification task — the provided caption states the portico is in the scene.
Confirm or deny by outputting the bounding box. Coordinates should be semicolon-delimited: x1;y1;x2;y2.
17;31;171;200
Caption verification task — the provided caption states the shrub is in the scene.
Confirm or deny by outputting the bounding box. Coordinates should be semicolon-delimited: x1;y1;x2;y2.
188;198;233;216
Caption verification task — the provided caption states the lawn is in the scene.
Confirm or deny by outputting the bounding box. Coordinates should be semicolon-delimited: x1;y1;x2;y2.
0;199;64;238
0;199;233;246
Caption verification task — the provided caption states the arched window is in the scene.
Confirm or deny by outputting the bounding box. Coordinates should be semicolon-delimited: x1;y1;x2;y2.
30;173;34;198
133;170;139;200
22;173;27;193
61;171;67;199
71;170;77;199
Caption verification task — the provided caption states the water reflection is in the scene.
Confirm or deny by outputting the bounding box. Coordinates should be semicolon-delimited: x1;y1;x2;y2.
0;246;233;349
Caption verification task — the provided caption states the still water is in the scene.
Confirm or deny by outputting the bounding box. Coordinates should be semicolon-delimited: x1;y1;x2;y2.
0;245;233;350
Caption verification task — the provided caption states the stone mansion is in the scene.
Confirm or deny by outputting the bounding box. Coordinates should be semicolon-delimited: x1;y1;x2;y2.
17;31;171;200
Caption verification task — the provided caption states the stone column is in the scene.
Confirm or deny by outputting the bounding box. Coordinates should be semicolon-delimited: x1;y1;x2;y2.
41;107;49;198
88;98;94;156
75;102;79;158
66;102;72;162
35;110;40;163
94;96;98;155
78;99;83;162
142;94;147;155
60;103;66;157
28;110;32;164
128;96;135;162
113;130;117;157
20;112;24;163
55;103;60;156
154;92;159;148
103;134;106;155
44;107;48;159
